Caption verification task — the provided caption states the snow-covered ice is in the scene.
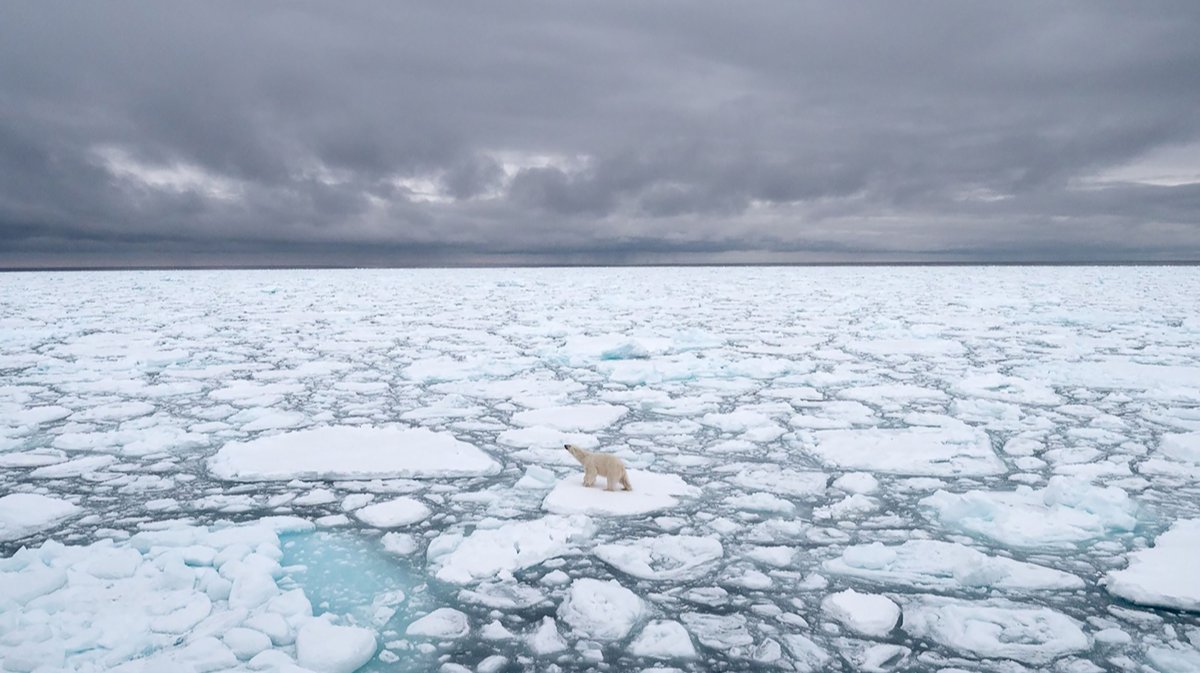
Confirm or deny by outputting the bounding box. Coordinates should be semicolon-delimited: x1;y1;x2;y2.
4;266;1200;673
1104;518;1200;612
543;470;699;516
208;425;500;480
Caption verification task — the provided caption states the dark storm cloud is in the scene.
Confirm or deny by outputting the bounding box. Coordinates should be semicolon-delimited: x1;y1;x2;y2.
2;1;1200;267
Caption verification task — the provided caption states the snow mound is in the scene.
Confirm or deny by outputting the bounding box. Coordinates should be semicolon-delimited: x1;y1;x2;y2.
821;589;900;637
823;539;1084;592
811;426;1004;476
558;577;645;640
0;493;80;542
1104;518;1200;612
543;470;699;516
428;515;595;584
354;497;431;528
594;535;724;580
901;596;1090;665
629;620;697;659
208;425;500;481
920;476;1137;548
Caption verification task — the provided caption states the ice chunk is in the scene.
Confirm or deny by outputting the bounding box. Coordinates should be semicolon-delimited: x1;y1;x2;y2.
781;633;831;672
679;612;753;653
1104;518;1200;612
296;619;378;673
901;596;1090;664
208;426;500;480
810;426;1004;476
222;627;272;660
428;515;595;584
629;620;697;659
406;607;470;639
511;404;628;431
595;534;724;580
543;470;699;516
0;493;80;541
726;492;795;515
529;616;567;655
824;540;1084;592
381;532;419;556
727;465;827;498
354;497;432;527
820;589;900;637
920;476;1137;548
832;472;879;494
558;577;645;640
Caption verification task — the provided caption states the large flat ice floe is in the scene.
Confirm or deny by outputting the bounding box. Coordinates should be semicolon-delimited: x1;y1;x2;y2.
901;596;1091;665
427;515;595;584
920;476;1137;548
542;470;700;516
207;426;500;481
809;425;1005;476
0;493;80;542
557;577;645;640
1104;518;1200;612
0;517;379;672
594;534;724;580
823;539;1085;592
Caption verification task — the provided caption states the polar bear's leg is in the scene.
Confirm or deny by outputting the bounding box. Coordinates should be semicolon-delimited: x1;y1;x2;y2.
583;464;596;487
605;474;617;491
620;472;632;491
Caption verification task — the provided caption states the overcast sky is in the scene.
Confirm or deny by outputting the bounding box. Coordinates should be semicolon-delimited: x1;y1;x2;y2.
3;2;1200;267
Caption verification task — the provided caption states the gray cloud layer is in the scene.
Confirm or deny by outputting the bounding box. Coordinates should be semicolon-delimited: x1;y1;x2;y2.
3;2;1200;266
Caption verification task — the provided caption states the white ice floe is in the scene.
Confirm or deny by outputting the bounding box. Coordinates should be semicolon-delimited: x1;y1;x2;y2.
208;426;500;480
820;589;900;637
511;404;628;431
558;577;645;640
920;476;1137;548
727;465;827;498
428;515;595;584
528;616;568;655
543;471;699;516
823;540;1084;592
832;472;879;494
809;425;1004;476
0;493;80;542
406;607;470;639
594;534;724;580
726;492;795;515
901;596;1090;664
679;612;754;653
1104;518;1200;612
353;497;432;528
629;620;697;659
296;619;377;673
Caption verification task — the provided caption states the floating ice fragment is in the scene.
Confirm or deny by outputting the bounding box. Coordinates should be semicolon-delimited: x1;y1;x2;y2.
810;426;1004;477
297;619;378;673
1104;518;1200;612
406;607;470;639
208;426;500;480
0;493;80;541
595;534;724;580
901;596;1090;664
820;589;900;637
629;620;697;659
354;497;431;528
558;577;645;640
428;515;595;584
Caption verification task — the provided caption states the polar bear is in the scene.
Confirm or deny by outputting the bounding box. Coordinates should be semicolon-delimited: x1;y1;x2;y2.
564;444;632;491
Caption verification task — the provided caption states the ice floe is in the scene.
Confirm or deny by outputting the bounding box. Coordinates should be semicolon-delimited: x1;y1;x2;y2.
543;470;699;516
428;515;595;584
629;620;697;658
821;588;900;637
558;577;645;640
0;493;80;542
1104;518;1200;612
901;596;1090;664
208;426;500;480
809;425;1005;476
594;534;724;580
824;539;1084;592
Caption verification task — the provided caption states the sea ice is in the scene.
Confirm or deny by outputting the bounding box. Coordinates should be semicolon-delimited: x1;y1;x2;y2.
296;619;377;673
406;607;470;639
428;515;595;584
809;425;1005;476
594;534;724;580
0;493;80;542
901;596;1090;664
920;476;1137;548
820;589;900;637
823;539;1084;592
558;577;645;640
208;425;500;480
354;497;432;528
511;403;628;431
543;470;699;516
629;620;697;659
1104;518;1200;612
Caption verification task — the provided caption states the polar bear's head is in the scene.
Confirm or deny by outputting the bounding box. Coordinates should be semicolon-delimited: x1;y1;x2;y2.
564;443;589;464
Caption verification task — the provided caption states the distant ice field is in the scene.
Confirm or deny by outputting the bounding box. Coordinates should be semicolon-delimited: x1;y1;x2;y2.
2;266;1200;673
